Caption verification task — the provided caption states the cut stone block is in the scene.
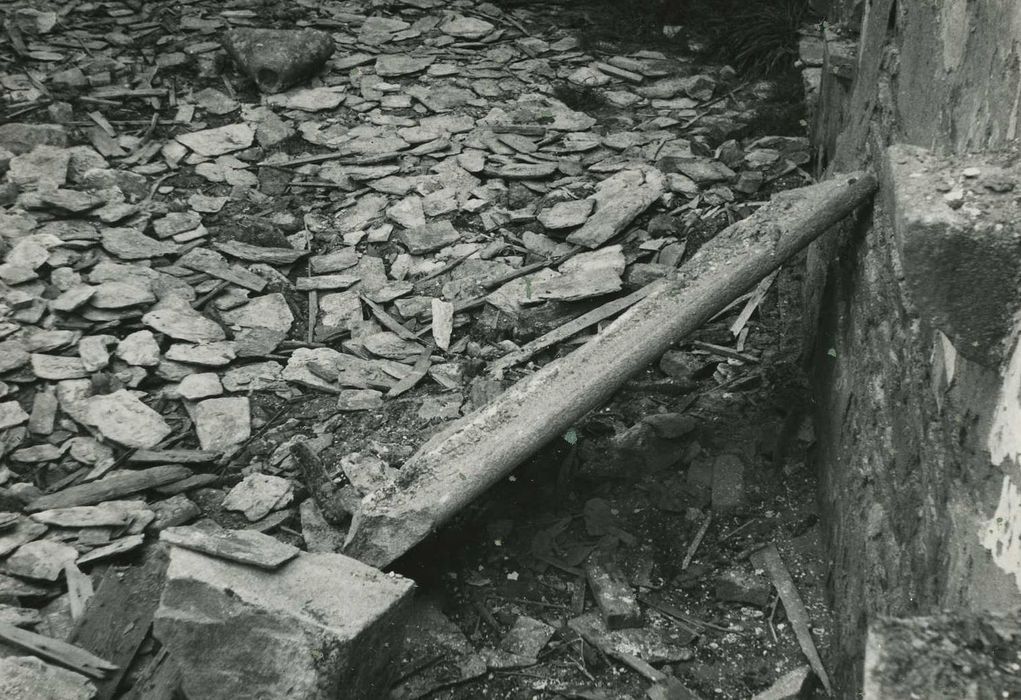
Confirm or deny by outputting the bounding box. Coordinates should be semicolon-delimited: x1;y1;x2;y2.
154;546;415;699
885;144;1021;366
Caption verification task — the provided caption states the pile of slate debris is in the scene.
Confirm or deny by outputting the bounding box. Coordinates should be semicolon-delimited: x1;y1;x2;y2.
0;0;835;698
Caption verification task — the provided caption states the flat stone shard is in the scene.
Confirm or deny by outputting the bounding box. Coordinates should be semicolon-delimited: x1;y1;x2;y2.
567;168;665;248
223;28;335;94
161;526;299;569
193;397;250;453
0;656;96;700
86;390;172;449
154;546;415;700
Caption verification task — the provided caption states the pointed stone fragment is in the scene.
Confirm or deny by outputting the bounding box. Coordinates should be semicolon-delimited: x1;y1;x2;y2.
567;167;665;248
161;526;298;569
194;397;250;453
86;390;171;449
143;296;225;343
222;473;292;522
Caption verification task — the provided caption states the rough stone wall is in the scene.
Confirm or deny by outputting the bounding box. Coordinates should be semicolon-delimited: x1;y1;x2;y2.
802;0;1021;694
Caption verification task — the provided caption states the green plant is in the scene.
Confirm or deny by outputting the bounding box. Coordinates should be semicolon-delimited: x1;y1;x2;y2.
696;0;816;74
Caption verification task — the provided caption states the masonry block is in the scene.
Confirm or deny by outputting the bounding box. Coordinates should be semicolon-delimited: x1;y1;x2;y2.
863;612;1021;698
154;545;415;699
885;144;1021;367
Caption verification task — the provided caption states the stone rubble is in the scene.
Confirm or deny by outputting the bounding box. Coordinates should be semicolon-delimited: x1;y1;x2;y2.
0;0;815;695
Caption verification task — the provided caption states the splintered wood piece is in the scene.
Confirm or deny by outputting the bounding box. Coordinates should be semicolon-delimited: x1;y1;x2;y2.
70;548;169;700
128;449;218;464
159;526;298;569
64;562;94;621
344;173;878;568
0;621;118;679
751;544;833;695
489;286;653;375
26;466;192;512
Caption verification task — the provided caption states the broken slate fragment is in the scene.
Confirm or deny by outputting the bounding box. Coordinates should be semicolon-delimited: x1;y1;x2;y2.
0;517;47;557
375;54;435;77
0;400;29;430
31;354;88;380
336;389;384;411
440;16;494;40
538;198;595;229
500;616;555;658
101;228;178;259
0;656;96;700
223;28;335;94
568;168;665;248
86;390;171;449
115;330;160;367
161;526;298;569
215;240;305;265
143;297;225;343
586;548;643;630
154;547;414;699
175;124;255;157
220;293;293;333
4;540;78;582
194;397;250;454
222;473;292;522
398;221;460;254
265;87;344;112
26;465;191;512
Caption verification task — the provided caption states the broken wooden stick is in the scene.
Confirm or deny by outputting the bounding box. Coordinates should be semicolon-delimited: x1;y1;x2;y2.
751;543;833;695
343;173;877;568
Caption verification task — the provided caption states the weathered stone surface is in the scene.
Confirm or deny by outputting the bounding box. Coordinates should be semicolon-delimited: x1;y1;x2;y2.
222;473;291;522
115;331;161;367
178;372;223;400
154;546;415;699
567;168;665;248
194;397;250;453
31;354;88;380
220;293;293;333
176;124;255;157
375;54;434;77
0;123;67;154
397;221;460;254
86;390;172;449
223;28;335;94
101;228;179;259
0;400;29;430
143;297;225;343
165;341;236;366
4;539;78;581
8;145;69;188
538;198;595;229
0;656;96;700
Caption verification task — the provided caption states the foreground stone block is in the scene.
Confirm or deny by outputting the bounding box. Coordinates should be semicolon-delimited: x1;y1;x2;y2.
0;656;96;699
863;612;1021;699
154;546;414;699
885;144;1021;366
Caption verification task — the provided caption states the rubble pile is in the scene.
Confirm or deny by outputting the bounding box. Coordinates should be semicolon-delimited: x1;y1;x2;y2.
0;0;832;697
